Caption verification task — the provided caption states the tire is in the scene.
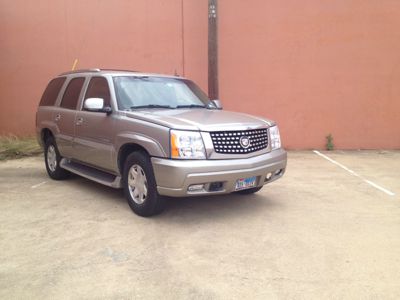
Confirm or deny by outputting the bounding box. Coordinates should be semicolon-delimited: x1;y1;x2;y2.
235;186;263;195
44;136;69;180
123;151;165;217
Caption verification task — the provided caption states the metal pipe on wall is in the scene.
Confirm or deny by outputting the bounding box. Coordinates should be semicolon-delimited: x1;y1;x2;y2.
208;0;218;100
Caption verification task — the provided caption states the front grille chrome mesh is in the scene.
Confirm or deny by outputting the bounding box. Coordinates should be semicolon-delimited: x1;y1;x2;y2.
210;128;268;154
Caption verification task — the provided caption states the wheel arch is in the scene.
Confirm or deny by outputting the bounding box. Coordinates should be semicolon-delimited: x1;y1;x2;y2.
117;143;150;175
40;128;54;146
115;133;168;174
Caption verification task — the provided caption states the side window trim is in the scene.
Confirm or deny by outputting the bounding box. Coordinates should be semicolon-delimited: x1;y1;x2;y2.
56;78;68;107
80;76;112;111
39;76;68;107
108;76;118;111
76;77;91;111
58;76;88;110
54;78;69;107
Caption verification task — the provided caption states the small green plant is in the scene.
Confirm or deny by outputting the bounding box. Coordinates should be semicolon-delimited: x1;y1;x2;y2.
326;134;334;151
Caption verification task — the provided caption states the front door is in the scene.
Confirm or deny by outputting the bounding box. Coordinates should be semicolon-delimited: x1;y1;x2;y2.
73;76;115;172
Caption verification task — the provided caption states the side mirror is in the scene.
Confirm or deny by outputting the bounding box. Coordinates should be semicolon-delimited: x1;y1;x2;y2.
211;99;223;110
84;98;112;115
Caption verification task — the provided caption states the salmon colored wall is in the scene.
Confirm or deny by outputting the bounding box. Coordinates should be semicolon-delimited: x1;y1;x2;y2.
1;0;399;149
0;0;207;136
219;0;400;149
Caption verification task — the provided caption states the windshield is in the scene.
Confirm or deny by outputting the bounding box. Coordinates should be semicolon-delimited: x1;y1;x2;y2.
113;76;212;110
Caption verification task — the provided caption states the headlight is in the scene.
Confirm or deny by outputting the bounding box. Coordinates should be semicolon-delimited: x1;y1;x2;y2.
170;130;206;159
269;126;281;150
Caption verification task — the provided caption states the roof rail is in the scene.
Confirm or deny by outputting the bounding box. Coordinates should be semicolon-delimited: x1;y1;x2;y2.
58;68;101;76
99;68;140;73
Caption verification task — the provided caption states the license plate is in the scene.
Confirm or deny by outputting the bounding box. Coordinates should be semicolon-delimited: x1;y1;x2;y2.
235;176;257;191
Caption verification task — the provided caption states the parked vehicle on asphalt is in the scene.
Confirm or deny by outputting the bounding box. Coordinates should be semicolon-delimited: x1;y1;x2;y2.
36;69;287;216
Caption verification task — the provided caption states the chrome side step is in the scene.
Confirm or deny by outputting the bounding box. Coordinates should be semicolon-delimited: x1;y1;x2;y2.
60;159;122;188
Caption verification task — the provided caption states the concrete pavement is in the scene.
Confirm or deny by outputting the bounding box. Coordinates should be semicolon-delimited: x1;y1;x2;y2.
0;151;399;299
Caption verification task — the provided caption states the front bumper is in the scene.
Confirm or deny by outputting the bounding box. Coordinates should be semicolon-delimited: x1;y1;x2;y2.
151;148;287;197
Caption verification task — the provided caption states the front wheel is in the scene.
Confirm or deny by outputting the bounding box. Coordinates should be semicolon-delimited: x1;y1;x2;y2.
123;152;165;217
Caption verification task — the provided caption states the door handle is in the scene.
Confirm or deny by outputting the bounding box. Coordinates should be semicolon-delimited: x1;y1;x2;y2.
76;117;84;126
54;114;61;122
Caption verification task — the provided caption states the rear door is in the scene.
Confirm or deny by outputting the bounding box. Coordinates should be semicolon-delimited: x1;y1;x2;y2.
36;77;67;141
73;76;115;171
54;77;86;158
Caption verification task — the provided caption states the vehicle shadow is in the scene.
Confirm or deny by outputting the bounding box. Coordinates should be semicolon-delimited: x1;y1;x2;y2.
160;192;282;222
65;175;126;203
56;174;283;223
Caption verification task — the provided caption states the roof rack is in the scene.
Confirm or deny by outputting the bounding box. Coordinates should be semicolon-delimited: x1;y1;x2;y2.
58;68;101;76
58;68;140;76
100;68;140;73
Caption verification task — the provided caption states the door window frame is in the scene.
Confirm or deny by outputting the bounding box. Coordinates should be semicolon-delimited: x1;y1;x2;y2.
58;76;88;110
79;76;114;112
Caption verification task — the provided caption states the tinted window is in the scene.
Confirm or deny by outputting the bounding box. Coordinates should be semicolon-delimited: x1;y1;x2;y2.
60;77;85;110
39;77;66;106
113;76;210;110
84;77;111;108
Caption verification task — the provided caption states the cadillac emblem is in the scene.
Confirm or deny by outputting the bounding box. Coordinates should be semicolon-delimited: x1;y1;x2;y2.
239;136;251;148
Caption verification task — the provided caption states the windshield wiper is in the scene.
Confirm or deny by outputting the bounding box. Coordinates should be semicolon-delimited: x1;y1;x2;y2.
130;104;207;109
130;104;172;109
175;104;206;109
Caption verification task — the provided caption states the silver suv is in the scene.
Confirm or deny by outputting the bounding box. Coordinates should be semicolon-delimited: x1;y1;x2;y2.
36;69;287;216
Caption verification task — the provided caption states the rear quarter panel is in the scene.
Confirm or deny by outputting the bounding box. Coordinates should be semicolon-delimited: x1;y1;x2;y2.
36;106;56;148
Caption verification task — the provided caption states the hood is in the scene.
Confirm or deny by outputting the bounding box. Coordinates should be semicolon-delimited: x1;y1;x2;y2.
124;109;274;131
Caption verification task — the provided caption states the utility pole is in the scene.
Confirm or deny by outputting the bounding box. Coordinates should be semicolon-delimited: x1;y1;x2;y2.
208;0;219;100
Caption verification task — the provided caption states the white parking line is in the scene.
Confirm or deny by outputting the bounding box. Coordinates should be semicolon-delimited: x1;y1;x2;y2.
313;150;395;197
31;181;47;189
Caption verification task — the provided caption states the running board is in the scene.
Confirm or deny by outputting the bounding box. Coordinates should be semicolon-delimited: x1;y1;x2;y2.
60;159;122;188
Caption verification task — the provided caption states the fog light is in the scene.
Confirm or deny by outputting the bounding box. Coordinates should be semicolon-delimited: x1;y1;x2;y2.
209;181;223;192
275;169;282;176
188;184;205;192
265;173;273;181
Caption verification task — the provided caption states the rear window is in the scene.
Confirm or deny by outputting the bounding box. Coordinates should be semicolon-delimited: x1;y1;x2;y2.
39;77;66;106
60;77;85;110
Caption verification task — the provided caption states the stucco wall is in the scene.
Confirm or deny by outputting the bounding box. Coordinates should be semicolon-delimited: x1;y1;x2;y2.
1;0;399;149
0;0;207;136
219;0;400;149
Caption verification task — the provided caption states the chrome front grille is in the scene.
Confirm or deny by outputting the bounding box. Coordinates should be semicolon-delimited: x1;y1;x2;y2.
210;128;269;154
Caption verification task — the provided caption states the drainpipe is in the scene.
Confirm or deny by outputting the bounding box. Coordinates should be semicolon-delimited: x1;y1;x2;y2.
208;0;219;100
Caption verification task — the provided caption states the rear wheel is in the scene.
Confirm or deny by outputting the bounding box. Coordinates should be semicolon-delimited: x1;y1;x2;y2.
44;136;69;180
235;186;263;195
123;152;165;217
